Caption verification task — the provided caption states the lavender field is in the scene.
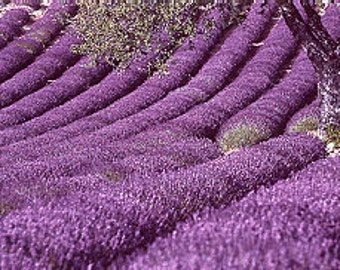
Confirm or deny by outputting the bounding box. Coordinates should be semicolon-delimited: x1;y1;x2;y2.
0;1;339;269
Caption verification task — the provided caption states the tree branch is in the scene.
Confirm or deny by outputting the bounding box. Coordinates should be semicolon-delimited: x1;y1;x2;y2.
279;0;330;70
300;0;337;56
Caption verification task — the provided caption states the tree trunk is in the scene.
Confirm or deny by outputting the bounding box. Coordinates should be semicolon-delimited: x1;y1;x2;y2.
279;0;339;141
318;56;340;138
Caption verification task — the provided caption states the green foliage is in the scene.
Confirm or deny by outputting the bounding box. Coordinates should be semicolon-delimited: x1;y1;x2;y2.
70;1;248;76
0;202;15;218
102;169;126;183
325;123;340;150
219;124;271;153
290;117;319;133
290;118;339;154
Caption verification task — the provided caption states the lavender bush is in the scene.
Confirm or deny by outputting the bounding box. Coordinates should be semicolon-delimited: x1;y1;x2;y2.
0;136;221;216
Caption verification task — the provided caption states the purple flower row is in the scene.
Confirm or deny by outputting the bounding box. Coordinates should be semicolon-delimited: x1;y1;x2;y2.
0;136;221;216
0;121;190;167
0;8;30;49
0;31;82;109
0;56;112;132
0;2;78;83
0;132;326;268
128;155;340;269
7;5;233;151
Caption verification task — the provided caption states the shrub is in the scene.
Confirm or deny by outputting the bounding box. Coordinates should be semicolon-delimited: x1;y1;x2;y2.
69;1;250;75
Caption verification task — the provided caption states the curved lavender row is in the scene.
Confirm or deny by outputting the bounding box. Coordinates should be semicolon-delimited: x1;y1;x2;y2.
107;136;221;178
0;122;191;166
0;0;278;164
128;156;340;270
0;2;78;83
216;4;340;152
0;8;29;28
285;98;319;133
0;56;112;131
0;133;325;268
6;6;233;146
0;32;82;109
0;8;30;49
0;137;221;217
215;50;317;152
0;136;220;192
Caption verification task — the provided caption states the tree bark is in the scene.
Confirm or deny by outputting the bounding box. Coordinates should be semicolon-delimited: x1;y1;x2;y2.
279;0;339;139
318;55;340;138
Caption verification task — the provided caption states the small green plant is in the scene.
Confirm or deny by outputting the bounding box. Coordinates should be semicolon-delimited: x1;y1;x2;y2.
103;169;120;182
219;123;271;153
325;123;340;150
290;117;319;133
290;117;339;155
70;1;249;76
102;168;127;183
0;202;15;218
